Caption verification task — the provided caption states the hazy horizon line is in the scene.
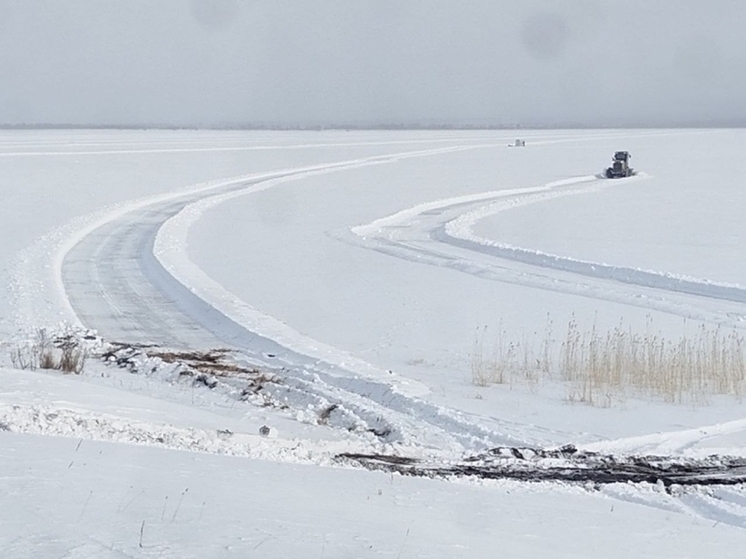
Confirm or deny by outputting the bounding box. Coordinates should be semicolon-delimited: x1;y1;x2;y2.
2;120;746;131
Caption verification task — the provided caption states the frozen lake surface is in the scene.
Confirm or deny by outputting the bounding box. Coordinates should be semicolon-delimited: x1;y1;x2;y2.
2;128;746;557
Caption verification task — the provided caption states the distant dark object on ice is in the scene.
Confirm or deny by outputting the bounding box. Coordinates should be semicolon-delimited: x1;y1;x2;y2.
605;151;635;178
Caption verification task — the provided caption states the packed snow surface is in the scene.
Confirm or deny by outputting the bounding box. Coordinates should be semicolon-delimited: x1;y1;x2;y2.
2;129;746;557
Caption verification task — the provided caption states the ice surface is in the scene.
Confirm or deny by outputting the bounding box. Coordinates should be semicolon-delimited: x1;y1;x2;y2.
3;129;746;557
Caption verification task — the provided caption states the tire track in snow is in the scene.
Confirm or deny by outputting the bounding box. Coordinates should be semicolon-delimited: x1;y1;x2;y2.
56;141;572;453
0;128;702;157
12;131;746;534
347;174;746;327
444;174;746;305
0;138;479;157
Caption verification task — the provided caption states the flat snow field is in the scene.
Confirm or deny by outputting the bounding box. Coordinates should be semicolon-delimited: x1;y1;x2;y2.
2;129;746;557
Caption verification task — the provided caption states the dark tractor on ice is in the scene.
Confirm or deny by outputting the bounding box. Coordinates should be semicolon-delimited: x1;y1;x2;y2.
605;151;634;178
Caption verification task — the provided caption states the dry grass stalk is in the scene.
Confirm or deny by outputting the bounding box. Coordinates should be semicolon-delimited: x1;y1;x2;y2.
9;328;87;374
472;318;746;405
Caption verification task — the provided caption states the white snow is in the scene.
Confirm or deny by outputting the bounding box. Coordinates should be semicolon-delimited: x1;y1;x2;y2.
6;427;745;558
2;128;746;557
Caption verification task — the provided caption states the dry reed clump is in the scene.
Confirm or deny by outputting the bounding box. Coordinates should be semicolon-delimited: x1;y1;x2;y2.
561;320;746;405
9;328;87;374
471;319;746;405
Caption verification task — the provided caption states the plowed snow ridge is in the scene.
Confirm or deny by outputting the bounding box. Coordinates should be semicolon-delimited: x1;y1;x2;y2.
350;173;746;327
54;142;571;455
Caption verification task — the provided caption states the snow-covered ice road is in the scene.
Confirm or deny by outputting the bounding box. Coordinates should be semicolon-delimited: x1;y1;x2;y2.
4;129;746;544
348;173;746;329
61;143;579;453
63;195;227;349
55;131;746;455
61;145;472;351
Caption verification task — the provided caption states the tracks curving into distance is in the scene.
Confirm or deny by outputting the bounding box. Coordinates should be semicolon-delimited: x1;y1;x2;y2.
59;134;746;455
62;142;574;454
62;144;472;349
49;132;746;524
348;173;746;328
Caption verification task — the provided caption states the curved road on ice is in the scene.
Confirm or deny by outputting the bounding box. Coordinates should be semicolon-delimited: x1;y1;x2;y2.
54;134;746;526
58;136;746;453
61;147;563;453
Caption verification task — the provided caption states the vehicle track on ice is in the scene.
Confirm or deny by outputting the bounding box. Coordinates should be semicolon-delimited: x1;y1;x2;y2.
338;445;746;529
61;144;569;453
62;147;461;349
346;174;746;328
339;446;746;487
51;132;746;529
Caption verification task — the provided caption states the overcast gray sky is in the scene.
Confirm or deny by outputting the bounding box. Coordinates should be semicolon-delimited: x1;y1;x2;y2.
0;0;744;127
